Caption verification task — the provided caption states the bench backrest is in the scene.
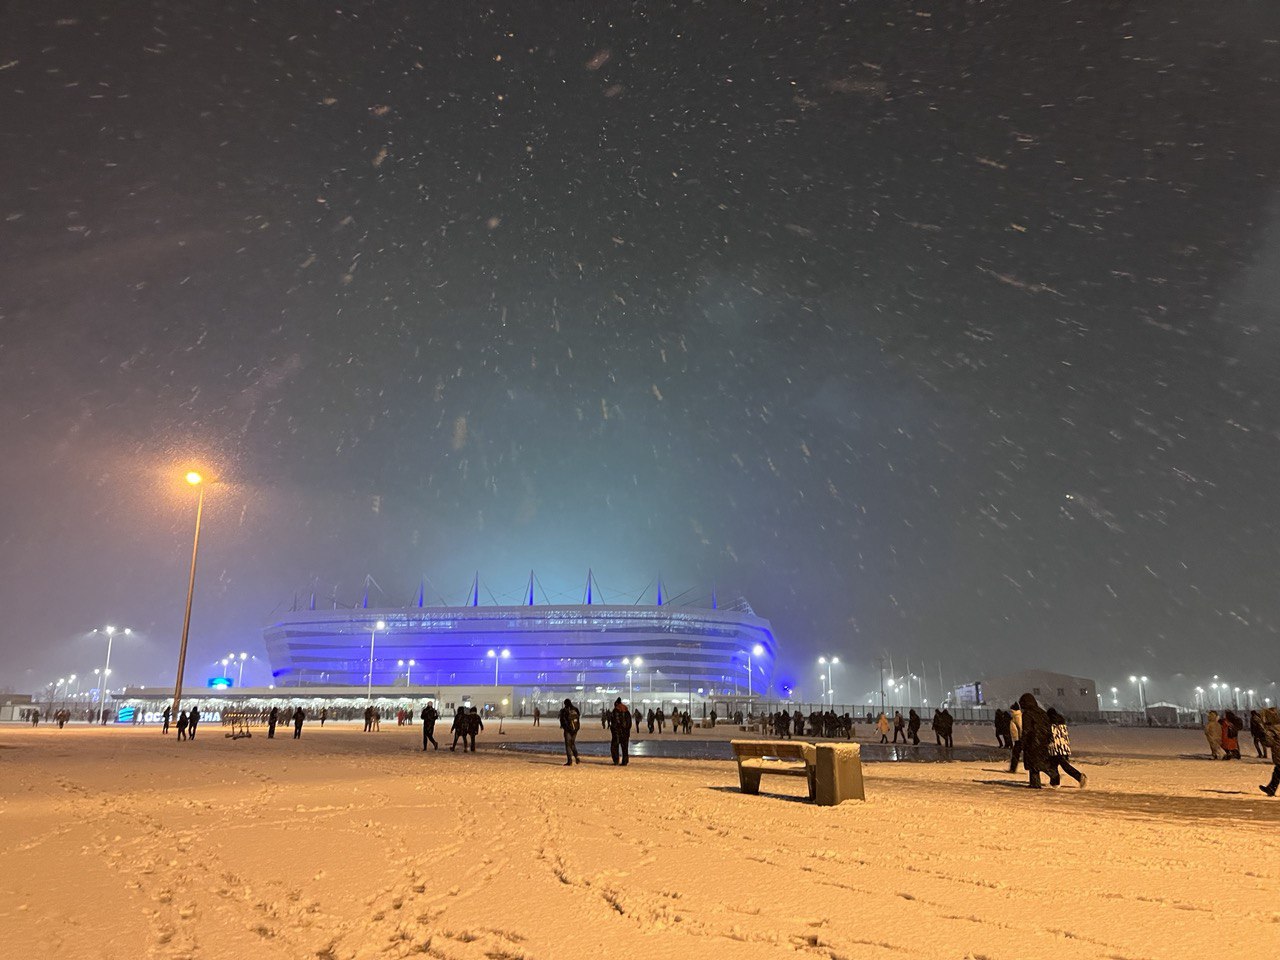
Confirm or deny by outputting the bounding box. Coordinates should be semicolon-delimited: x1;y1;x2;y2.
731;740;816;763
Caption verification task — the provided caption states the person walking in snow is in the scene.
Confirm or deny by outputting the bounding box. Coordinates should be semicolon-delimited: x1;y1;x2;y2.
187;705;201;740
993;708;1008;748
320;707;327;726
421;702;439;750
1249;710;1267;759
559;698;581;765
465;706;483;751
1204;710;1223;760
1008;703;1024;772
162;705;171;735
267;705;279;739
175;709;189;741
646;708;655;734
609;697;632;766
907;708;921;746
363;706;374;732
1046;708;1087;788
936;708;954;748
532;705;541;727
876;713;890;743
1221;710;1243;760
292;706;305;738
1258;707;1280;797
450;708;467;751
1018;693;1052;789
892;711;906;744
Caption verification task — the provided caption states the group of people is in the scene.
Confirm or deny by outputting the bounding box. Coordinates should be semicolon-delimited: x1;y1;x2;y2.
1205;707;1280;796
763;709;856;740
872;708;954;747
266;706;307;739
1202;709;1272;761
1003;694;1088;789
159;704;201;741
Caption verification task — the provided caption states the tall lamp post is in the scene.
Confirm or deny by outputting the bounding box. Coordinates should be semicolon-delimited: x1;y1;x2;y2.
748;644;763;699
487;648;510;686
818;655;839;707
97;625;130;723
171;471;207;718
367;620;386;701
235;652;249;686
1129;675;1148;715
623;657;641;701
397;658;416;687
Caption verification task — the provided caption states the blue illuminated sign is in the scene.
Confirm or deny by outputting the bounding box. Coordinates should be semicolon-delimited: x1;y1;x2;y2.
207;677;233;689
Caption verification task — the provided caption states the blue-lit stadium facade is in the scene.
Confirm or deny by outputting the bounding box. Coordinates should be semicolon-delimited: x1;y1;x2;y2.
263;601;777;698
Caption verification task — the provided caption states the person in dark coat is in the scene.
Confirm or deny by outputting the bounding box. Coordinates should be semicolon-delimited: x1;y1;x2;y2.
608;697;632;766
450;708;467;750
993;708;1008;748
559;698;582;765
465;707;483;751
162;705;171;735
267;705;279;738
1248;710;1267;759
292;706;305;738
421;702;439;750
1258;707;1280;797
176;709;189;741
187;705;200;740
1018;693;1052;788
646;708;655;734
892;711;906;743
937;708;954;748
907;709;922;746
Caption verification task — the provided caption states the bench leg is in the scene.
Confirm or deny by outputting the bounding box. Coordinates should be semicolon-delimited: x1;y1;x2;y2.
738;767;762;794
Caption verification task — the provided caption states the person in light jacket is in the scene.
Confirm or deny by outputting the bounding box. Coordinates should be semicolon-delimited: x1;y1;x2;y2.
1008;704;1024;772
1204;710;1223;760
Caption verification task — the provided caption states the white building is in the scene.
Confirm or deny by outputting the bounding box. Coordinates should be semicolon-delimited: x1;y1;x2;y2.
969;669;1100;718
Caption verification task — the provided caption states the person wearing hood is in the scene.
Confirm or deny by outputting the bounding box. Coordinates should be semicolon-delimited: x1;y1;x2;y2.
1221;710;1243;760
608;698;632;766
1017;693;1052;788
907;708;921;746
1258;707;1280;797
1046;708;1087;788
876;712;890;743
1008;703;1024;772
1249;710;1268;759
558;698;581;766
1204;710;1223;760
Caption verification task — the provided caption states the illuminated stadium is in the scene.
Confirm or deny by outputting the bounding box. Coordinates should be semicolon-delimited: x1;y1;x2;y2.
262;578;777;703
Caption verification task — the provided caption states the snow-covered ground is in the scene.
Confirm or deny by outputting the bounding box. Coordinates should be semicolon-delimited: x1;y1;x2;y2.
1;721;1276;959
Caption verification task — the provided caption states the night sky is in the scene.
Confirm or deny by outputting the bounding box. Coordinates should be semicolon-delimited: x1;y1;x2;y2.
3;2;1279;704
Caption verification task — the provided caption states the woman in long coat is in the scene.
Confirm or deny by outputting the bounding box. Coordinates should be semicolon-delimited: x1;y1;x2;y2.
1017;693;1052;788
1204;710;1222;759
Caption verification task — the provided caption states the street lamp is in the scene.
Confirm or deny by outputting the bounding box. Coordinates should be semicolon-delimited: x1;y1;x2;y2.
623;657;642;701
171;471;207;718
1110;686;1118;706
1247;689;1255;711
220;657;230;678
397;658;416;686
748;644;764;698
818;656;839;706
96;625;130;723
487;648;510;686
367;620;386;701
235;652;249;686
1129;675;1148;714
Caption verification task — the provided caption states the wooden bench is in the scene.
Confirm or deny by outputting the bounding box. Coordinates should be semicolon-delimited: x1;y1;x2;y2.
731;740;817;800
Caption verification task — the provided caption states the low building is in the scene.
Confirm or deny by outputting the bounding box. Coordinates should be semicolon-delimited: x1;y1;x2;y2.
967;669;1100;719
